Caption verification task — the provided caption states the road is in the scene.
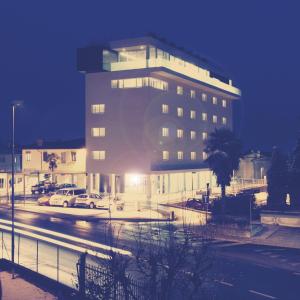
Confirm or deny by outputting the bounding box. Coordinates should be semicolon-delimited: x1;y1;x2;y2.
0;205;300;299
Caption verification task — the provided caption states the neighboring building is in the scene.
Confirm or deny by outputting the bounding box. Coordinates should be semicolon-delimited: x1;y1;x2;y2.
0;145;22;172
77;36;241;204
22;139;87;188
236;151;271;182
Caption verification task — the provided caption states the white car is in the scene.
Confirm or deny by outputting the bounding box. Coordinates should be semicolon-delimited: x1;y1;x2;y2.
49;188;86;207
74;193;102;209
95;195;112;209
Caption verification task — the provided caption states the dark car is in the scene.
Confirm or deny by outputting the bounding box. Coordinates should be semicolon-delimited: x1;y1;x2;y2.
185;197;212;211
31;181;56;194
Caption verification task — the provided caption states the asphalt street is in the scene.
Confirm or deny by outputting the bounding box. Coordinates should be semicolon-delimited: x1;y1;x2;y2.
0;205;300;299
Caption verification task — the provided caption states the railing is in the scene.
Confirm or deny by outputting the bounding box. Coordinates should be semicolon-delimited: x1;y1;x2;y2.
0;229;81;288
104;58;241;96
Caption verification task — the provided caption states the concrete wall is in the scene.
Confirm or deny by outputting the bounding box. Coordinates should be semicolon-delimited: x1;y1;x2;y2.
261;212;300;228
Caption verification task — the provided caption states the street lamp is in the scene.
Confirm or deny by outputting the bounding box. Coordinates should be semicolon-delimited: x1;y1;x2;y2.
11;100;23;279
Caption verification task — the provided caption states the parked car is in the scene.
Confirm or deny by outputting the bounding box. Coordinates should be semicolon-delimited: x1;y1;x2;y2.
55;183;77;190
31;181;56;194
74;193;102;209
49;188;86;207
37;192;55;206
185;197;211;211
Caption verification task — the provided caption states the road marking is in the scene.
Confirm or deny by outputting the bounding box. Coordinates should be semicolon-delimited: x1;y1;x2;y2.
0;219;132;256
218;280;234;287
248;289;277;299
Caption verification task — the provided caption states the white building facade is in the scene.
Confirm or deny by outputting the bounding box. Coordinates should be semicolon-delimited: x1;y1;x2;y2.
78;36;241;205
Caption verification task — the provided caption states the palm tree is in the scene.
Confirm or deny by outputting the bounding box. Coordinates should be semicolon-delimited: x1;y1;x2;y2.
46;153;59;183
204;128;243;199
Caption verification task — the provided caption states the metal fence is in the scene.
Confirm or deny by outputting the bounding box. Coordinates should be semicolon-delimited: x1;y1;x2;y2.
79;262;144;300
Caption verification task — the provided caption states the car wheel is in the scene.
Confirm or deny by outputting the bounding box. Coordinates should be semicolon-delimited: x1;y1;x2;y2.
89;202;95;209
63;201;68;208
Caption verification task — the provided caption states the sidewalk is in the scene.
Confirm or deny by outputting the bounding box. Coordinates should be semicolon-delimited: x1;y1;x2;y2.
215;224;300;250
0;271;56;300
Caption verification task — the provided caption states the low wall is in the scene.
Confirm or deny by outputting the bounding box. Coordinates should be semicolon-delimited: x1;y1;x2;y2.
261;211;300;227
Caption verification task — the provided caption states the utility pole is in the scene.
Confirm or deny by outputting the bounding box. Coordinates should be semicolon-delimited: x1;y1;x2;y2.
11;101;23;279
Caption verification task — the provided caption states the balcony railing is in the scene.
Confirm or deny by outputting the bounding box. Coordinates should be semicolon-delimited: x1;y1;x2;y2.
104;59;241;96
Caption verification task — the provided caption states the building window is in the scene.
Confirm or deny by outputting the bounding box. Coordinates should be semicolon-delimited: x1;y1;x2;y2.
213;115;218;123
177;86;183;95
111;80;118;88
212;96;218;105
91;127;106;137
177;129;184;139
61;152;66;164
190;90;196;98
222;99;227;108
177;107;183;117
190;110;196;119
91;104;105;114
162;104;169;114
202;132;208;140
162;151;169;160
111;77;168;91
25;151;31;162
190;131;196;140
162;127;169;137
42;152;48;162
202;93;207;102
92;151;106;160
0;178;4;189
71;151;77;162
191;152;196;160
177;151;183;160
222;117;227;125
202;113;207;121
203;152;208;160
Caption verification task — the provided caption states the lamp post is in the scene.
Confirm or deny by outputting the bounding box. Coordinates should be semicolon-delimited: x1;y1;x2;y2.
11;100;23;279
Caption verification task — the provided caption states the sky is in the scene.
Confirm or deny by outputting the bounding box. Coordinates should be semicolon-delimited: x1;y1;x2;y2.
0;0;299;152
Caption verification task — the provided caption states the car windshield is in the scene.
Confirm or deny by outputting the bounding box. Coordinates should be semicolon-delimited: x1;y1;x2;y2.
56;190;68;195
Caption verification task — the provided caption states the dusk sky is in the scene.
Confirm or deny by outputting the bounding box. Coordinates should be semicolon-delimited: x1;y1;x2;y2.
1;0;299;152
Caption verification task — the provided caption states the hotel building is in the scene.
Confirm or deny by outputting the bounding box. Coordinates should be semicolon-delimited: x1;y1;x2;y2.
77;36;241;205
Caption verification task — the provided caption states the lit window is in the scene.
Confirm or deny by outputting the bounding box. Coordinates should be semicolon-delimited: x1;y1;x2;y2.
162;104;169;114
177;151;184;160
177;129;184;139
202;132;208;140
222;99;227;108
91;104;105;114
190;131;196;140
91;127;106;137
177;86;183;95
177;107;183;117
213;115;218;123
190;110;196;119
162;151;169;160
111;80;118;88
222;117;227;125
191;152;196;160
212;96;218;105
190;90;196;98
112;77;168;91
203;152;208;160
162;127;169;137
25;151;31;162
202;113;207;121
202;93;207;102
92;151;106;160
